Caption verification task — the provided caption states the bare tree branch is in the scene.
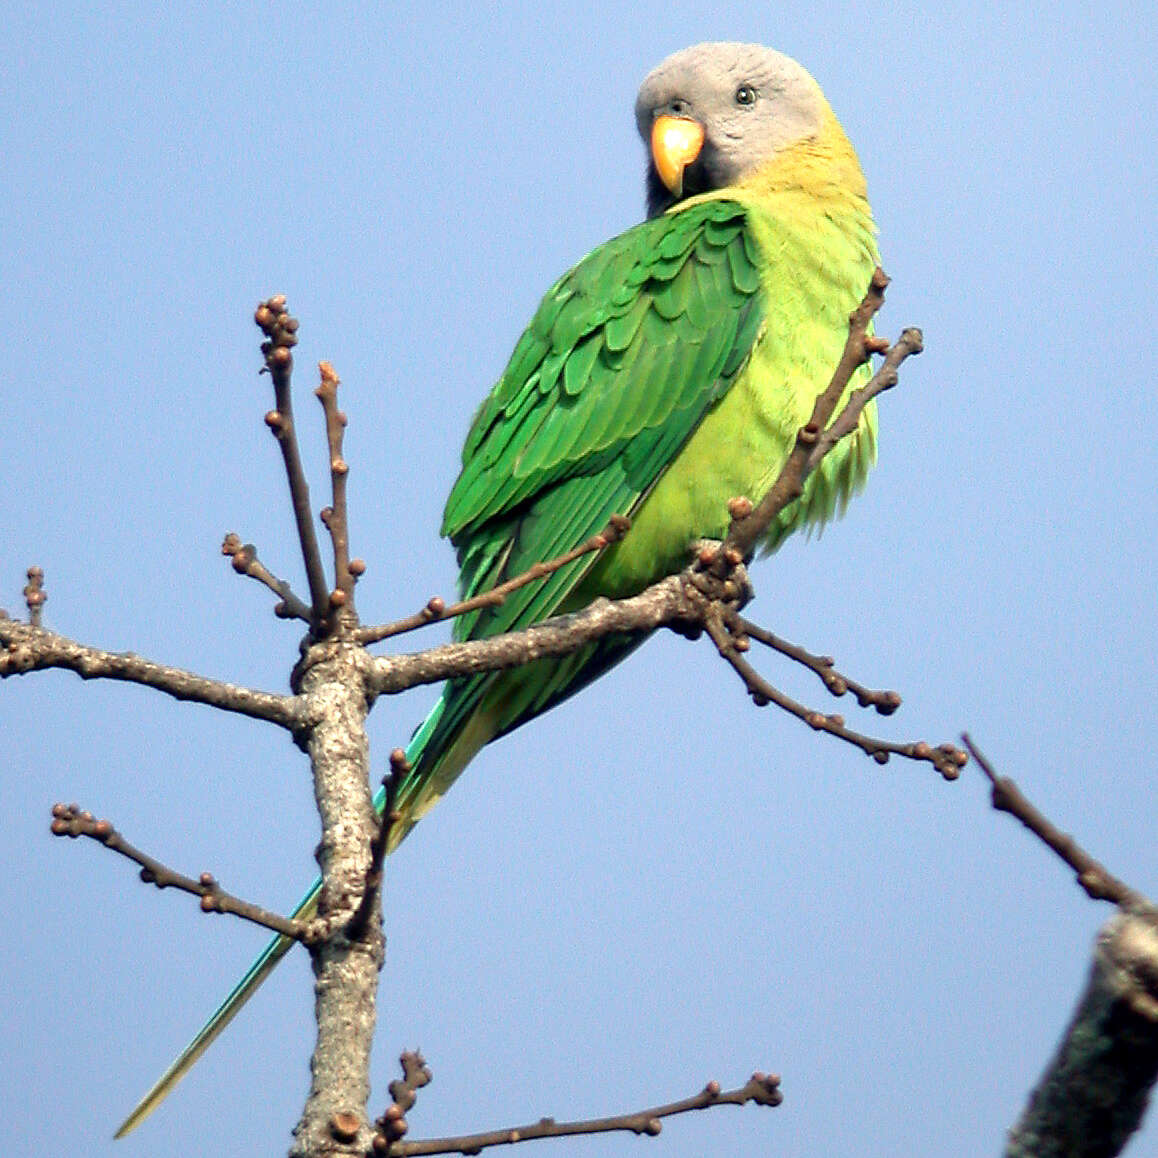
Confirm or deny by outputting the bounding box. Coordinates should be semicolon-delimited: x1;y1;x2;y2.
735;614;902;714
366;578;690;696
345;749;409;943
372;1049;433;1149
355;517;632;646
726;267;910;560
49;803;309;940
23;565;46;627
805;326;924;473
963;735;1144;908
254;296;331;622
0;619;300;727
8;279;951;1156
315;360;359;609
383;1069;783;1156
1004;911;1158;1158
961;736;1158;1157
703;607;966;779
291;638;383;1157
222;532;314;622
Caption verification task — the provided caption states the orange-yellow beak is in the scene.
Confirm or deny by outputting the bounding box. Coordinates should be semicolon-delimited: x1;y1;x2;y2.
650;114;705;197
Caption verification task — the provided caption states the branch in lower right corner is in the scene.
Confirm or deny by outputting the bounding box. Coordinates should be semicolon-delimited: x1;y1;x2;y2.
1005;910;1158;1158
50;804;308;941
959;737;1158;1156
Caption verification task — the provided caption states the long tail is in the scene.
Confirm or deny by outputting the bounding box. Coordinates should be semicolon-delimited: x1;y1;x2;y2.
113;880;322;1138
115;692;481;1138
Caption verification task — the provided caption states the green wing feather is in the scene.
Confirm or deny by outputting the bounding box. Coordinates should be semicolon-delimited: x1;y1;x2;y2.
115;198;766;1138
390;199;766;831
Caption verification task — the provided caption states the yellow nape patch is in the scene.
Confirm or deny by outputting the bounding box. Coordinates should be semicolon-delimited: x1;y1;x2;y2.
739;105;868;204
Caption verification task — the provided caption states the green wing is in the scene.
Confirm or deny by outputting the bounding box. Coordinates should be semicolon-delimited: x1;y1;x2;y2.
389;200;766;834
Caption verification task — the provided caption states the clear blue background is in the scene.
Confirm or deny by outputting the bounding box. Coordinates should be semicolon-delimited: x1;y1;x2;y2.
4;3;1157;1156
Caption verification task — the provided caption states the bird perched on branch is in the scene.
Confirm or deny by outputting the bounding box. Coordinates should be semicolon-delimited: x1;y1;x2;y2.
118;41;879;1136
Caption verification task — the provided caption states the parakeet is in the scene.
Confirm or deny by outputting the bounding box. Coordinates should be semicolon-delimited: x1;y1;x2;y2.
117;41;879;1136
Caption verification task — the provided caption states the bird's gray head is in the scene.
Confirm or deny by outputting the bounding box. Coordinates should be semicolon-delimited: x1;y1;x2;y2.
635;42;826;218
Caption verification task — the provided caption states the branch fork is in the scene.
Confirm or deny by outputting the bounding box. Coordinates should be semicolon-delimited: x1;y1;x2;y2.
961;736;1158;1156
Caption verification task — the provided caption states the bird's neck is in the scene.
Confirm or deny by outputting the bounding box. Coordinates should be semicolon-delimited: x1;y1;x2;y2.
736;104;871;216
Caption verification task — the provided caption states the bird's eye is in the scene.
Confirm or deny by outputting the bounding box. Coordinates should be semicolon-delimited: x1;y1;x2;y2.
735;84;757;106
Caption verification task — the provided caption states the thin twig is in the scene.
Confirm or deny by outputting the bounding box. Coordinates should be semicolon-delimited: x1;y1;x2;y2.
734;614;901;714
804;327;924;473
387;1073;782;1156
221;533;313;622
254;296;331;622
315;360;357;610
963;734;1143;907
50;804;308;940
356;517;631;646
726;268;901;560
23;566;46;627
345;749;408;941
704;610;965;779
372;1050;433;1149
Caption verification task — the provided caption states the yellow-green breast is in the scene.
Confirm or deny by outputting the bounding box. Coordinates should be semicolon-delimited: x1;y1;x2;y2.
581;107;880;599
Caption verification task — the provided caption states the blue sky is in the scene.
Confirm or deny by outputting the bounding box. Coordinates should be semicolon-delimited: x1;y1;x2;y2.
4;3;1157;1156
